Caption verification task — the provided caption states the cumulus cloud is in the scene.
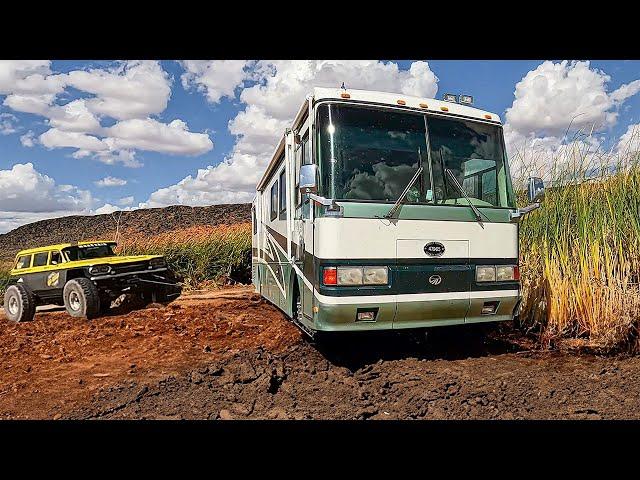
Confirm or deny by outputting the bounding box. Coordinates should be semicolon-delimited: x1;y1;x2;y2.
503;61;640;180
181;60;250;103
20;130;36;147
94;176;127;187
0;112;18;135
0;163;96;232
145;60;439;207
65;60;171;120
0;60;213;167
104;118;213;155
118;196;134;206
616;123;640;155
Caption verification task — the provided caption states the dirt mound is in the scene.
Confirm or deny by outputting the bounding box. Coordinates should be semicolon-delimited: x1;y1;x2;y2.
0;203;251;263
2;287;639;420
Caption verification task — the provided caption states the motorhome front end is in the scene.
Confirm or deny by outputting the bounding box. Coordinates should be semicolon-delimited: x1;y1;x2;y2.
252;88;534;337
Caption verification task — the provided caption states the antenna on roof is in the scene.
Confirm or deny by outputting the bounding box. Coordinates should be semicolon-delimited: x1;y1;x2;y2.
341;82;347;91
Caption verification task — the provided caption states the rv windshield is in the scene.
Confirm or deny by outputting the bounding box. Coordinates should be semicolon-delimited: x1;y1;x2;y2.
316;103;516;209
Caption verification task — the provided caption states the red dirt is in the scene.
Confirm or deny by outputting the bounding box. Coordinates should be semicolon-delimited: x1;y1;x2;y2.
2;287;640;420
0;287;299;419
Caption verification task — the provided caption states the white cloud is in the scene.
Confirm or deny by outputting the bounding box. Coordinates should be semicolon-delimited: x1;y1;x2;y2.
118;196;134;206
39;128;108;152
105;118;213;155
503;61;640;179
20;130;36;147
1;60;212;167
181;60;250;103
94;202;135;215
616;123;640;155
65;60;171;120
0;162;93;216
94;176;127;187
0;112;17;135
145;60;439;207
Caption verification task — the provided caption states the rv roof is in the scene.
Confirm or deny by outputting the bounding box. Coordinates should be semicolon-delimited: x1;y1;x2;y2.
256;87;502;191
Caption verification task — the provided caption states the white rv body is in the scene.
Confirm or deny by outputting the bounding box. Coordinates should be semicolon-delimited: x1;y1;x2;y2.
252;87;521;334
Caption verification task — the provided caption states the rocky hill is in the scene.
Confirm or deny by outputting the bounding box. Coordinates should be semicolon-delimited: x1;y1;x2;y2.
0;204;251;264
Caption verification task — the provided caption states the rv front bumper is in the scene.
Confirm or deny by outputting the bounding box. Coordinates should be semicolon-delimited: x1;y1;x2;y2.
314;290;521;332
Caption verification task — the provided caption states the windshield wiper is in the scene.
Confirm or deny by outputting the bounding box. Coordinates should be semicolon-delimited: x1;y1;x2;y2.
444;168;486;228
384;164;424;219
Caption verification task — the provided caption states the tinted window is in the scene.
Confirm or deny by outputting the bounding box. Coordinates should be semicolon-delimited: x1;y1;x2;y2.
252;207;257;234
427;116;514;208
317;104;429;202
270;181;278;221
279;170;286;216
63;244;116;261
15;255;31;269
50;251;62;265
33;252;49;267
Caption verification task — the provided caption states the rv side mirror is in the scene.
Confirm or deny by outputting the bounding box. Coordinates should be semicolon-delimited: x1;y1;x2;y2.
528;177;545;203
299;164;318;193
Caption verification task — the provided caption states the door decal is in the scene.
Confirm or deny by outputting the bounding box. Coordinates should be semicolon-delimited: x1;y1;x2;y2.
46;271;60;287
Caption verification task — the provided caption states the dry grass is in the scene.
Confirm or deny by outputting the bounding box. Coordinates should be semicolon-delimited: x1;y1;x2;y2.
117;223;252;290
516;134;640;352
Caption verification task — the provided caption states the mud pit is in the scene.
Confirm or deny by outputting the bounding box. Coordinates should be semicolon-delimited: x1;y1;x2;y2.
1;287;639;420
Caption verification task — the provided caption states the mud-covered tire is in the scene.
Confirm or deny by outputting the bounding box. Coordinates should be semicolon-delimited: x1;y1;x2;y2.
63;278;101;319
3;284;36;322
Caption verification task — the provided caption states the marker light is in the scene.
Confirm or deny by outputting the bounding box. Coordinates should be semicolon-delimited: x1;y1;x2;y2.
440;106;449;112
340;93;351;99
397;99;406;105
443;93;458;103
484;114;492;120
476;266;496;282
323;267;337;285
459;94;474;105
419;103;429;109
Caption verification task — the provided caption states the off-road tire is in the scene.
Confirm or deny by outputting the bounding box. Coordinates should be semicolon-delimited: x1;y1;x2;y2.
3;284;36;322
63;278;101;319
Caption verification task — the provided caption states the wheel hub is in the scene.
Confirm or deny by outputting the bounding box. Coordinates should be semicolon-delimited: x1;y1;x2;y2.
7;296;19;315
69;291;81;311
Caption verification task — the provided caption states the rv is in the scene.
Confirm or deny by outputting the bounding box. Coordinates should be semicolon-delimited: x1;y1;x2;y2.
251;87;544;337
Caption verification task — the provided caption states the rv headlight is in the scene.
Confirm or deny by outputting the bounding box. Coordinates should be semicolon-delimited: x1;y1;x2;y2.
337;267;363;286
363;266;388;285
88;264;112;275
496;265;515;281
476;266;496;282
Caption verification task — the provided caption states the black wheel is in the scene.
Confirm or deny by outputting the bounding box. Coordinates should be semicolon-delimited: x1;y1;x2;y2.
3;284;36;322
63;278;101;319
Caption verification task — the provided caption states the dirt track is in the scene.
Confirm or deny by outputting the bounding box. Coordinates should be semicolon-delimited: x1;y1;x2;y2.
1;287;639;420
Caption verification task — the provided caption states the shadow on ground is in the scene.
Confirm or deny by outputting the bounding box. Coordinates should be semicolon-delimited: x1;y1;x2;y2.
312;323;526;371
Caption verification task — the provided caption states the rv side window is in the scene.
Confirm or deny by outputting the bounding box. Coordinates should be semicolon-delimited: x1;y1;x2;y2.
279;170;286;219
270;181;278;221
252;207;257;234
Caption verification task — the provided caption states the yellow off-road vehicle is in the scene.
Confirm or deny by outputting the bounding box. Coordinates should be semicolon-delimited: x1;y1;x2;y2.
3;241;182;322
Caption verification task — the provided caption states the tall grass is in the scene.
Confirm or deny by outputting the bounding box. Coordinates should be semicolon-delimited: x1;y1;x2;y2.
117;224;252;290
515;131;640;352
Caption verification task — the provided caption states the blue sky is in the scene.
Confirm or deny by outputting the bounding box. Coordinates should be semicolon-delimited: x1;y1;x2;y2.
1;60;639;233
